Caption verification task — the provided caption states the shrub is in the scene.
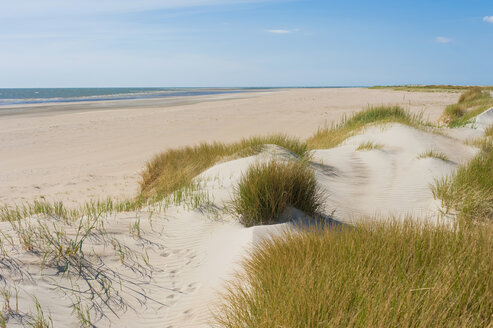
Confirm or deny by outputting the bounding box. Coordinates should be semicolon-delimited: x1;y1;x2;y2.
232;160;324;227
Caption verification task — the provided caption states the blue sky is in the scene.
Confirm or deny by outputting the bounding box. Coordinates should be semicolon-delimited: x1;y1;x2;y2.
1;0;492;87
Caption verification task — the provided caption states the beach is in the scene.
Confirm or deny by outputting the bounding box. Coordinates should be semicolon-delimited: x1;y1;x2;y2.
1;86;492;327
0;87;458;207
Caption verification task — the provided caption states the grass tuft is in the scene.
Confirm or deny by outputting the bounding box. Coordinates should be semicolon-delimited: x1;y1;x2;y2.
356;141;383;151
306;106;425;149
417;149;449;161
215;221;493;328
231;160;324;227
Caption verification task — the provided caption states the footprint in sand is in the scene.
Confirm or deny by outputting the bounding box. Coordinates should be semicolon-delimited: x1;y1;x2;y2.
182;308;194;320
185;282;199;294
166;294;178;305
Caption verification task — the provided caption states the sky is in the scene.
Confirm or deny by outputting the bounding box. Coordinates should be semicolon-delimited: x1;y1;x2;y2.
1;0;492;87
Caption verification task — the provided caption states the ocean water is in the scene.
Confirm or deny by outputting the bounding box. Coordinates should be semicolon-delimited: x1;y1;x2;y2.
0;88;251;106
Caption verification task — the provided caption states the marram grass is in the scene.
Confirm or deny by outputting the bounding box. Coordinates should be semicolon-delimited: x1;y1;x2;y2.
441;87;493;127
306;105;425;149
417;149;449;161
214;221;493;328
231;160;324;227
356;141;383;151
139;135;307;203
432;141;493;221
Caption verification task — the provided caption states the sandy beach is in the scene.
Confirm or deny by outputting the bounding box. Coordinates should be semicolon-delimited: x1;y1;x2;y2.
0;86;491;327
0;87;459;207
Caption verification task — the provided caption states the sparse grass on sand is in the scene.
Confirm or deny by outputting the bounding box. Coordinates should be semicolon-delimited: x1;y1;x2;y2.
432;140;493;221
231;160;324;227
215;220;493;328
441;87;493;127
417;149;449;161
306;106;425;149
139;135;307;203
356;141;383;151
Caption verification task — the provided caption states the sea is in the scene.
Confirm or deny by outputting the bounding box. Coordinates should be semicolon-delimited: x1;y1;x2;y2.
0;87;261;106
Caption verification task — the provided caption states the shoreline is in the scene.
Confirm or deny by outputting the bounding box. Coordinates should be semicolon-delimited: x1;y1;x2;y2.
0;89;275;117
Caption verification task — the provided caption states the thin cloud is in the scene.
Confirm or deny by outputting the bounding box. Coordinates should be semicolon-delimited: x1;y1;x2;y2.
267;28;299;34
0;1;275;18
484;16;493;23
435;36;452;44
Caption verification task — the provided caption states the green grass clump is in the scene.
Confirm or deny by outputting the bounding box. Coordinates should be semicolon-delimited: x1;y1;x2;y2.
356;141;383;151
417;149;449;161
231;160;324;227
215;221;493;328
432;141;493;221
441;87;493;127
306;106;424;149
139;135;307;202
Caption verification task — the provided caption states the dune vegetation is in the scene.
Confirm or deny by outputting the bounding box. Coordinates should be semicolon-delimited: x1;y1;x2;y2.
306;105;425;149
417;149;450;161
356;141;384;151
440;87;493;127
432;140;493;221
138;135;307;204
214;221;493;328
231;160;324;227
214;102;493;327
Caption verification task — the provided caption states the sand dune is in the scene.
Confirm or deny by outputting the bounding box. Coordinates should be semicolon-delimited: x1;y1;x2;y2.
1;107;491;326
